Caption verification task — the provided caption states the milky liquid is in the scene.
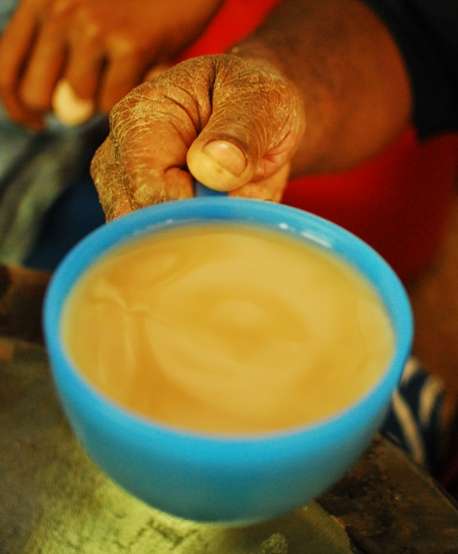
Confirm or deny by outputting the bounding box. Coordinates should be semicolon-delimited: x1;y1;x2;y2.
62;223;394;435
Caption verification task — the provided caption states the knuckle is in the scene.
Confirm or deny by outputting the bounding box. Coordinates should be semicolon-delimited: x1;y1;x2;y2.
105;27;152;59
73;6;104;40
108;83;148;130
83;22;103;42
108;37;140;58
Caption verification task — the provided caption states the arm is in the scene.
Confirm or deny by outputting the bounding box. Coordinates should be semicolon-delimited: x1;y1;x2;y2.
91;0;415;218
234;0;412;175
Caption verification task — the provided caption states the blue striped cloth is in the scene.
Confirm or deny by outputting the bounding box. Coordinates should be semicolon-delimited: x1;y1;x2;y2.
382;357;448;472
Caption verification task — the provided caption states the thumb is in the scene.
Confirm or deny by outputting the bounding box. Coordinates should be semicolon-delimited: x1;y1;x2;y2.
186;55;304;192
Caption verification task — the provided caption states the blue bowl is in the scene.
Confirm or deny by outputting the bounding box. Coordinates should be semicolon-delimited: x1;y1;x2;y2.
44;198;413;524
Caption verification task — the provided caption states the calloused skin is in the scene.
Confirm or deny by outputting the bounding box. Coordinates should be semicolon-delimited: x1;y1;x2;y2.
91;0;412;217
0;0;222;129
91;55;305;220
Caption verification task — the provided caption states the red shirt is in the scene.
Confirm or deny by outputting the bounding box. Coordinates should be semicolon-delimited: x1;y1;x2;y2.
182;0;458;282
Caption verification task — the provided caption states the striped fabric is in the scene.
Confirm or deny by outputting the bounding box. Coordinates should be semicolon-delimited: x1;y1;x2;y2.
382;357;448;472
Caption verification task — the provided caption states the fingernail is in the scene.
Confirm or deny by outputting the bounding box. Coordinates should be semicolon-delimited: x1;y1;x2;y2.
203;141;247;176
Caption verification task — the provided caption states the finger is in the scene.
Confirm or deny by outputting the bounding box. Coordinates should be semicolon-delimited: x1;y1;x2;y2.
0;2;43;127
0;86;44;129
65;36;103;101
91;137;133;221
187;57;304;192
98;54;148;113
109;82;195;207
0;1;37;89
18;20;66;112
230;163;291;203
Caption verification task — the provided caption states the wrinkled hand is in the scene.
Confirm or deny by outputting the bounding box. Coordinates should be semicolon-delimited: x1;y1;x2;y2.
0;0;222;128
91;55;305;218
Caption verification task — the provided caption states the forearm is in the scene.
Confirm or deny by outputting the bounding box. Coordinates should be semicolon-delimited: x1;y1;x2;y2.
232;0;412;175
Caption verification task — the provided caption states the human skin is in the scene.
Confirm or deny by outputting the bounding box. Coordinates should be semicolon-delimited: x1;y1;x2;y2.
90;0;412;219
0;0;223;128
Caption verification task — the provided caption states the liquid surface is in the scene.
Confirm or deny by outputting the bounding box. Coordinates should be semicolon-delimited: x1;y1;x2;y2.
62;223;394;435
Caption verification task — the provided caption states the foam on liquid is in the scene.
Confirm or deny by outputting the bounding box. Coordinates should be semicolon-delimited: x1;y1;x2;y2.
62;223;394;435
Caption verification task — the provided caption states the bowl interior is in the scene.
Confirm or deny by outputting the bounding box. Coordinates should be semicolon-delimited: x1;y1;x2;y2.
44;197;413;442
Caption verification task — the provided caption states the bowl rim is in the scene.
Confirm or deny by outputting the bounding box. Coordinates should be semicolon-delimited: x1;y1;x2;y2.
43;197;413;447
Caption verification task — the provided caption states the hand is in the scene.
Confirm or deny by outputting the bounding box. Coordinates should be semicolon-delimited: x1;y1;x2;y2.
90;54;305;220
0;0;222;128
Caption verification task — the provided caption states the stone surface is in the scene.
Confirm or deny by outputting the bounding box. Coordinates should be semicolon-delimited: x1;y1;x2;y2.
0;340;353;554
2;340;458;553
